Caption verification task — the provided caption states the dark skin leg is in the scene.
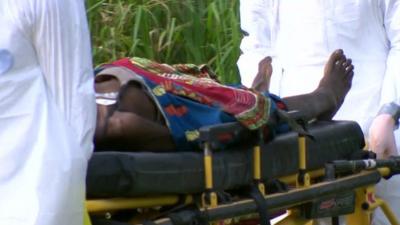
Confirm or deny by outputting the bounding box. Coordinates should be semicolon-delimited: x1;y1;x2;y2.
95;50;354;151
252;56;272;92
283;49;354;121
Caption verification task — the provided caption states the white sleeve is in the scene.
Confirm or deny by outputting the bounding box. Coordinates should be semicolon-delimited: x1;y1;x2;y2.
380;0;400;105
31;0;96;155
237;0;276;87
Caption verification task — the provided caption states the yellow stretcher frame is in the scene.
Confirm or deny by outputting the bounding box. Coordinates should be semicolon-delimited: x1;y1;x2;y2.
85;170;322;213
86;126;400;225
86;168;399;225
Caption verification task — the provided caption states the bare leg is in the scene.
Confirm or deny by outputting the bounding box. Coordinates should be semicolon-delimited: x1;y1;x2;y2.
251;56;272;92
282;49;354;121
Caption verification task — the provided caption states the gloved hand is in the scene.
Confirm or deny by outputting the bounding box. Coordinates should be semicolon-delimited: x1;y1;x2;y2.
369;114;398;159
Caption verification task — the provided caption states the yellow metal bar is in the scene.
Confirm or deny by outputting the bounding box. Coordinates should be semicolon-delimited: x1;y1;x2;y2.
280;169;324;184
346;188;370;225
303;174;311;187
378;199;400;225
298;136;306;170
204;143;213;189
86;195;193;213
376;166;399;225
347;183;399;225
204;155;213;189
84;206;92;225
203;143;218;208
253;146;261;180
253;145;266;194
297;135;311;187
365;197;399;225
378;167;391;177
208;192;218;208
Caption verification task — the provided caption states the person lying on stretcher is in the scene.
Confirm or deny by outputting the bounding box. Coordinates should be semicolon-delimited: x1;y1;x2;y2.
94;49;354;151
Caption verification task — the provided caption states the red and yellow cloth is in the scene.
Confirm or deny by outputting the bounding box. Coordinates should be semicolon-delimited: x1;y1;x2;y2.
99;57;284;150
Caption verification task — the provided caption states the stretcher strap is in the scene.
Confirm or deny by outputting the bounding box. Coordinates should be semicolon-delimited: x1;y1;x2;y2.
276;109;312;139
265;179;288;194
248;185;271;225
168;207;208;225
143;220;158;225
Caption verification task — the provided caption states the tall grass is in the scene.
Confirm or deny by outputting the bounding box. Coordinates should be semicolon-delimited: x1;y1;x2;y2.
86;0;242;83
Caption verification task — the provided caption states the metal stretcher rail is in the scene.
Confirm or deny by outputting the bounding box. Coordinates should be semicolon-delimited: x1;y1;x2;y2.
152;170;382;225
85;168;325;213
87;120;400;225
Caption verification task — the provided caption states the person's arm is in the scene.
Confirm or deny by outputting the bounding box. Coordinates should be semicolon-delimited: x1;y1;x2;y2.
237;0;276;88
30;0;96;157
369;0;400;158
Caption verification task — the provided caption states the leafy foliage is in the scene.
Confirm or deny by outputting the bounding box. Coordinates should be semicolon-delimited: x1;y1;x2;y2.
87;0;242;83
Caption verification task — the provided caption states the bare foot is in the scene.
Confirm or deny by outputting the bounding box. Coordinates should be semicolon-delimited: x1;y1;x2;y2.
251;56;272;92
315;49;354;120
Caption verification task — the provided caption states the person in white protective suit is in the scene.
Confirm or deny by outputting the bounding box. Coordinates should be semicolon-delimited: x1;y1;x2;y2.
237;1;400;224
0;0;96;225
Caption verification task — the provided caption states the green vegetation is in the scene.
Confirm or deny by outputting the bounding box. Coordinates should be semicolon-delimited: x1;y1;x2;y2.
86;0;242;83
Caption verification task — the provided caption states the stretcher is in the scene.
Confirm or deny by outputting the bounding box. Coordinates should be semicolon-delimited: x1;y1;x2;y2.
86;120;400;225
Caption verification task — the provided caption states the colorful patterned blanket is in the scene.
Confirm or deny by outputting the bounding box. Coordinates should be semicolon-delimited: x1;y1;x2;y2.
100;57;283;150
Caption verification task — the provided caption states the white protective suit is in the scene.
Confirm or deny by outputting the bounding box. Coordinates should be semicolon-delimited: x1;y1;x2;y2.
0;0;96;225
238;1;400;224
